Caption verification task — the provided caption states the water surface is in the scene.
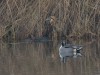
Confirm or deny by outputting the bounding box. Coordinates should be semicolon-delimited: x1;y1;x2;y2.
0;40;100;75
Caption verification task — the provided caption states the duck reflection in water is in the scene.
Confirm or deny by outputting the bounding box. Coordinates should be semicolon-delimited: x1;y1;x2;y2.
59;41;83;63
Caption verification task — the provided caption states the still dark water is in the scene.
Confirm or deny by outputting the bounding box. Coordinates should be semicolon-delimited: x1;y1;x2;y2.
0;40;100;75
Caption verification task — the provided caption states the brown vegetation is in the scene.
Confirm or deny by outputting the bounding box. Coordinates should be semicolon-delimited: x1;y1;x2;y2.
0;0;100;42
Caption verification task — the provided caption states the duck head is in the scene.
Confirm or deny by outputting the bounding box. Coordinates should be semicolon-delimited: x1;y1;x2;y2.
61;41;66;47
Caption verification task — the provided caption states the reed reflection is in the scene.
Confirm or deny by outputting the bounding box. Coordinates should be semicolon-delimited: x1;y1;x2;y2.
0;40;100;75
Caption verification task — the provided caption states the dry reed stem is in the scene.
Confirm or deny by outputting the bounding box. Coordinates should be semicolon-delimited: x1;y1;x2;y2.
0;0;99;41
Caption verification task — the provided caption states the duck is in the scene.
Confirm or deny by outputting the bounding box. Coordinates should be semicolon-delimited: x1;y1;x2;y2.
59;41;83;63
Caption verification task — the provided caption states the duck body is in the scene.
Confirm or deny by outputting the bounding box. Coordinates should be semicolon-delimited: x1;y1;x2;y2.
59;42;83;63
59;45;73;58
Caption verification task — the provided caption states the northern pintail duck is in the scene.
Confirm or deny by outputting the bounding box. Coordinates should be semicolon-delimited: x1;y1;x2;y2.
59;41;83;63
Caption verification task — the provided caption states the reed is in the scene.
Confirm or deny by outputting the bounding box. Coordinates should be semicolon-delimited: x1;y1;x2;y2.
0;0;99;42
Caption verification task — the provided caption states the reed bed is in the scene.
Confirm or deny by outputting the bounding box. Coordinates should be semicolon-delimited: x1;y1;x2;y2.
0;0;99;42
